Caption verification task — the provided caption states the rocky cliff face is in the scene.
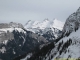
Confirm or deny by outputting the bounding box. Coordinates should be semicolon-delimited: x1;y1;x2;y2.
0;31;14;43
0;22;24;44
63;7;80;36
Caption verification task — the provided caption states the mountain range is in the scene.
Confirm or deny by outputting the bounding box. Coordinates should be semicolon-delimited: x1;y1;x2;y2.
24;18;64;30
0;7;80;60
24;19;64;41
0;18;64;60
17;7;80;60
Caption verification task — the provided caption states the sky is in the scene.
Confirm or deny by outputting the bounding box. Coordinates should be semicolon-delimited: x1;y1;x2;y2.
0;0;80;24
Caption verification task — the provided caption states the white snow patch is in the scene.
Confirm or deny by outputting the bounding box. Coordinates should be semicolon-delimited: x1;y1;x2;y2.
3;40;8;45
13;49;16;54
0;47;6;53
25;19;64;30
0;28;26;33
52;19;64;30
21;53;32;60
19;44;21;46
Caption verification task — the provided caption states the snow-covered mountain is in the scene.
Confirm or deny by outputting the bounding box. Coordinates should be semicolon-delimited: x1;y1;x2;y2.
25;18;64;30
63;7;80;36
24;19;64;41
19;7;80;60
1;7;80;60
0;22;49;60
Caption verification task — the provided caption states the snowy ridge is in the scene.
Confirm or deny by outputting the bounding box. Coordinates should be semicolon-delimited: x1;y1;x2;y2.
25;19;64;30
0;28;26;33
9;22;24;28
24;19;64;40
0;28;26;45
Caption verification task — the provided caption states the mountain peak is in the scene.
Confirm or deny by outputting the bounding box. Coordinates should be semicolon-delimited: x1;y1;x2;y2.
63;7;80;35
76;7;80;13
43;18;49;21
52;19;64;30
25;19;64;30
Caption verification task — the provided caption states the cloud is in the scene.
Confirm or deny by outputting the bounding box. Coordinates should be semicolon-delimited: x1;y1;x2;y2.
0;0;80;24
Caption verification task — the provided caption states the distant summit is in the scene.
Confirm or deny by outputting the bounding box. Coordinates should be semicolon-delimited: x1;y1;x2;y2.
0;22;24;29
25;19;64;30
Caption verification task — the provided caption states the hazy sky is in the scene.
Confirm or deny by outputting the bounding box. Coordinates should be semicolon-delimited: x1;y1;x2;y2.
0;0;80;24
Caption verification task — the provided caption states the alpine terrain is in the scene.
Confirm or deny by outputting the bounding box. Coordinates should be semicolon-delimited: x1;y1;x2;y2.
24;19;64;41
0;22;48;60
20;7;80;60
